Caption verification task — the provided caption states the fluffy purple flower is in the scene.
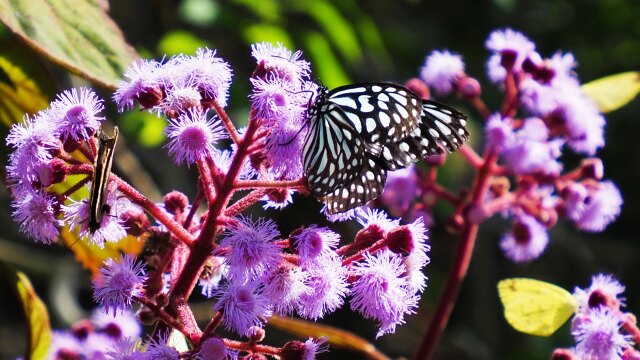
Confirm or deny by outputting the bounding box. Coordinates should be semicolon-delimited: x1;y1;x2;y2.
165;48;233;108
162;77;203;114
261;265;311;315
297;253;349;320
197;337;238;360
292;225;340;264
485;28;536;83
64;184;129;248
214;281;273;336
420;50;465;95
6;113;61;186
501;118;563;175
113;59;164;111
92;255;147;316
500;213;549;262
380;165;418;217
144;334;179;360
570;181;622;232
351;250;418;337
573;274;626;313
356;208;400;234
403;217;431;292
165;109;227;166
91;308;142;340
49;87;105;142
220;216;282;281
484;114;515;150
48;331;83;360
261;189;295;210
251;42;311;84
11;189;61;244
572;307;631;360
211;148;256;180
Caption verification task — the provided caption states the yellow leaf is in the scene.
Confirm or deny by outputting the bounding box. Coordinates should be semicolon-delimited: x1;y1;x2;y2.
268;315;389;360
2;263;52;359
582;71;640;113
498;278;578;337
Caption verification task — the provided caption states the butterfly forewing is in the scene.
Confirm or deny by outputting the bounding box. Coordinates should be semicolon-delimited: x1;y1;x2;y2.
327;83;423;143
303;102;366;196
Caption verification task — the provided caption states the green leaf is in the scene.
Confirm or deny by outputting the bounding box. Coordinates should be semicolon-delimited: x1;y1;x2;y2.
303;32;350;88
581;71;640;113
0;38;55;127
301;0;361;63
243;23;294;49
0;0;138;90
178;0;219;27
1;263;52;359
120;110;167;147
157;30;210;57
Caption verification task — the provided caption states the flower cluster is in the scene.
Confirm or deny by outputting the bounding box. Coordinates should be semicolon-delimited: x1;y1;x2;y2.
549;274;640;359
381;29;622;264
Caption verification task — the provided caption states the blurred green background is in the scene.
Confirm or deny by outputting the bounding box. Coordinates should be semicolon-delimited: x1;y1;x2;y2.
1;0;639;359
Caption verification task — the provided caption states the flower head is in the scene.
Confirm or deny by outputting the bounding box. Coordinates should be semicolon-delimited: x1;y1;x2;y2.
213;281;273;336
220;216;282;281
113;59;164;111
500;213;549;262
574;274;626;313
297;254;349;320
50;87;105;142
261;265;311;315
91;308;142;340
485;28;536;83
165;109;227;166
292;225;340;264
572;307;631;360
197;337;238;360
350;250;418;337
251;42;310;84
569;181;622;232
92;255;146;316
380;165;418;217
420;50;465;95
11;189;61;244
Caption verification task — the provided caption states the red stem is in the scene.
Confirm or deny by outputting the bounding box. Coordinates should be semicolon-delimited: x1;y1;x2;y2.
233;178;307;190
212;100;241;145
414;150;497;360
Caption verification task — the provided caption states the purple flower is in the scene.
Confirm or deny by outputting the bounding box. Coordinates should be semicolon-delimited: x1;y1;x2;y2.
113;59;164;111
484;114;515;150
64;184;129;248
250;76;308;124
573;274;626;313
570;181;622;232
213;281;273;336
92;255;146;316
261;190;295;210
162;77;203;114
220;216;282;281
501;118;564;175
485;28;536;83
420;50;465;95
292;225;340;264
380;165;418;217
50;87;105;142
356;208;400;234
197;337;238;360
500;213;549;262
6;113;61;185
572;307;631;360
251;42;311;84
144;333;179;360
351;250;418;337
104;337;143;360
11;189;61;244
48;331;83;360
403;217;431;292
323;206;359;222
297;253;349;320
261;265;311;315
165;48;233;108
91;308;142;340
165;109;226;166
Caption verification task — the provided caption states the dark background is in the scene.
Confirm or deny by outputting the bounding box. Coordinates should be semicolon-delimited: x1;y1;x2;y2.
0;0;638;359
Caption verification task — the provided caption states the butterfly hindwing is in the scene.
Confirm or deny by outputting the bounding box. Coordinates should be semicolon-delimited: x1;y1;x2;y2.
321;157;387;214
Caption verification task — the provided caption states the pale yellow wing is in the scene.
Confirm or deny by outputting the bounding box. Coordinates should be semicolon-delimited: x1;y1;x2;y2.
498;278;578;337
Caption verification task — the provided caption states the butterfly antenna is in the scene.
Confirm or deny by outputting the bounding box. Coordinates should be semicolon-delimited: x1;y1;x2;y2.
278;121;310;146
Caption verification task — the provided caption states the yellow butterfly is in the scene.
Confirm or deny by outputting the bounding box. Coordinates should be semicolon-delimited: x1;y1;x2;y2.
497;278;578;337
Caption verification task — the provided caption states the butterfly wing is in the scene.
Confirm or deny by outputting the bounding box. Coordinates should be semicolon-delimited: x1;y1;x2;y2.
321;157;387;214
303;103;366;197
327;83;423;144
498;278;578;337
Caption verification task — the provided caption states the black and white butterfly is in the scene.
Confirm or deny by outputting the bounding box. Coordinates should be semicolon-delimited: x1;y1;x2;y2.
302;83;469;214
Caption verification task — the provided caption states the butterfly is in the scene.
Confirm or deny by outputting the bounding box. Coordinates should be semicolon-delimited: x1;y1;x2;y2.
302;83;469;214
88;126;119;233
498;278;578;336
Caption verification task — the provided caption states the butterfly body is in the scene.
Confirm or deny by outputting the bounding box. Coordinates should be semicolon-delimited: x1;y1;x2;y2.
88;126;119;233
303;83;468;214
